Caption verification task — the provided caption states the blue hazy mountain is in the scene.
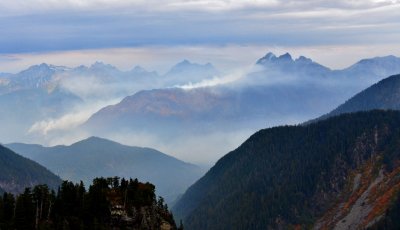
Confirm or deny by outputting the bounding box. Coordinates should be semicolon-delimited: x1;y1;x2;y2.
162;59;219;86
82;53;400;163
255;52;331;77
2;53;400;163
0;60;216;144
340;55;400;79
0;144;61;194
6;136;204;203
308;73;400;123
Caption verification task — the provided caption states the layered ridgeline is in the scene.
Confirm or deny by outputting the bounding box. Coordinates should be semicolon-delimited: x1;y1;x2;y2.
2;53;400;162
0;177;180;229
83;54;400;163
6;137;203;203
0;60;214;144
0;145;61;194
173;110;400;229
312;74;400;122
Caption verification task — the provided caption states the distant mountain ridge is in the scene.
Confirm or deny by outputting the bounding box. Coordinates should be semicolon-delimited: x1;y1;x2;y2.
256;52;331;77
2;52;400;162
309;73;400;123
163;59;219;86
0;60;218;94
82;53;400;163
6;136;204;203
0;145;61;194
0;59;217;144
342;55;400;78
173;110;400;229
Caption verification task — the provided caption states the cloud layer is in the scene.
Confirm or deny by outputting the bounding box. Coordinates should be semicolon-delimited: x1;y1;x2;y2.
0;0;398;54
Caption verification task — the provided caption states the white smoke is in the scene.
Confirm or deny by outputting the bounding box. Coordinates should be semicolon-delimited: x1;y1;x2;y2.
176;67;252;89
28;99;120;135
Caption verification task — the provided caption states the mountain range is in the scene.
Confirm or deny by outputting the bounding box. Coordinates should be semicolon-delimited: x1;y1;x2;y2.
0;145;61;194
82;53;400;163
2;52;400;228
0;59;220;144
173;110;400;229
6;136;204;203
1;52;400;162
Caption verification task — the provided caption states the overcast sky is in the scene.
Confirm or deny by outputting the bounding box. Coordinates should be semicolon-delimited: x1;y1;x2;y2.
0;0;399;72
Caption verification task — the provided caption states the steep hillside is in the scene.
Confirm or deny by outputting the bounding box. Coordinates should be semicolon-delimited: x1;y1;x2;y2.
7;137;203;203
173;110;400;229
0;145;61;194
313;74;400;122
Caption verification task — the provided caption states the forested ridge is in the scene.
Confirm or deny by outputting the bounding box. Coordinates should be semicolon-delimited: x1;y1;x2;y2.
0;145;61;194
0;177;181;230
173;110;400;229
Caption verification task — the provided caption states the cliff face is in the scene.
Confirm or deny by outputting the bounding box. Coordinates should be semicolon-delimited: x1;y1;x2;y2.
173;110;400;230
314;125;400;229
108;188;178;230
110;204;176;230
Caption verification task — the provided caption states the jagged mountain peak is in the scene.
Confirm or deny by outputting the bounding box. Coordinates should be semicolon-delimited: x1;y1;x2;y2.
265;52;277;59
164;59;219;84
178;59;191;65
295;55;313;63
256;52;294;65
21;63;68;74
131;65;148;73
255;51;330;74
256;52;277;63
170;59;215;71
90;61;118;70
278;52;293;61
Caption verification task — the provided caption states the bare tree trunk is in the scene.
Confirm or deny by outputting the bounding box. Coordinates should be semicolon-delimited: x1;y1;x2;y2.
36;201;39;229
40;198;43;220
48;201;52;221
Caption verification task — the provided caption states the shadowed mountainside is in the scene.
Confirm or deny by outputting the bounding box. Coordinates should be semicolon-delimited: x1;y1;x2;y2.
0;145;61;194
6;137;204;203
173;110;400;229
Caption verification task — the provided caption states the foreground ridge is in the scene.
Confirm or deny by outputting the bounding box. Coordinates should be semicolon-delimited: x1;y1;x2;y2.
173;110;400;229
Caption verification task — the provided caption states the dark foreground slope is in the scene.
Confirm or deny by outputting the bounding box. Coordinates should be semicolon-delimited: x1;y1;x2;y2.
7;137;203;203
174;110;400;229
0;145;61;194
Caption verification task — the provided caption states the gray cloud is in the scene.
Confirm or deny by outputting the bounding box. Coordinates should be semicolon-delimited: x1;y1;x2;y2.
0;0;398;54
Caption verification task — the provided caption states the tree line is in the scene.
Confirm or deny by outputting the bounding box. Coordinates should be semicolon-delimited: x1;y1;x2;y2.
0;177;182;229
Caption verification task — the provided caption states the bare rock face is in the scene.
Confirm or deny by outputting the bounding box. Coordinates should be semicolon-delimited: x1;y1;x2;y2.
109;205;177;230
108;187;178;230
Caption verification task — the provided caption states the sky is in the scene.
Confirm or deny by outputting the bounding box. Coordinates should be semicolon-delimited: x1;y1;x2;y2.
0;0;400;73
